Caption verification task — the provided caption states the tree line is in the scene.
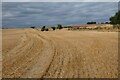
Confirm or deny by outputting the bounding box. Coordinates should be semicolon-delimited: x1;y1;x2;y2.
31;10;120;30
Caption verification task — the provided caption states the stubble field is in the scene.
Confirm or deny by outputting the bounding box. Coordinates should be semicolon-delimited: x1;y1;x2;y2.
2;28;118;78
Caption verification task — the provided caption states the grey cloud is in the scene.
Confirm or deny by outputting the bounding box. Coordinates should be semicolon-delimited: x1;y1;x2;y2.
2;0;120;2
2;2;118;28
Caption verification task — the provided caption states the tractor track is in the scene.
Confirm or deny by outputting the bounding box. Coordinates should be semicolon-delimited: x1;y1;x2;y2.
2;28;118;78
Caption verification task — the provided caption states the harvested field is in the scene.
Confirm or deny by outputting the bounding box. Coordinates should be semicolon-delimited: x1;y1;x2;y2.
2;28;118;78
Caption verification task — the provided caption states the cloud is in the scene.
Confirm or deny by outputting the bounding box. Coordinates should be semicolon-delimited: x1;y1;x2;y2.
2;2;118;28
2;0;120;2
118;1;120;10
0;3;2;28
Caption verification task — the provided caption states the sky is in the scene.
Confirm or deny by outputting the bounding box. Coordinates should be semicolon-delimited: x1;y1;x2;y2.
2;0;120;2
118;2;120;10
2;2;118;28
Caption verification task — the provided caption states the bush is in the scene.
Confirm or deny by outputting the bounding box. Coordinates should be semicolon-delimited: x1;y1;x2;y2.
51;27;56;30
41;26;46;31
45;28;49;31
105;22;110;24
57;24;63;29
41;28;44;31
30;26;35;29
87;22;96;24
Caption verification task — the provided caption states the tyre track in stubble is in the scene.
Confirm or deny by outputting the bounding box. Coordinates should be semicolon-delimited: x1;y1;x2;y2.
41;35;83;78
3;29;56;78
3;29;118;78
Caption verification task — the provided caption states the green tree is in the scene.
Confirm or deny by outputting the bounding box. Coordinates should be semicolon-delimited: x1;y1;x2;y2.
51;27;56;30
110;11;120;25
41;26;46;31
57;24;63;29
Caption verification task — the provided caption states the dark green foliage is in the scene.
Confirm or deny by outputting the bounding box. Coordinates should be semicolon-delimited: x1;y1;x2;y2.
41;26;49;31
87;22;96;24
42;26;46;29
30;26;35;29
51;27;56;30
105;22;110;24
45;28;49;31
57;24;63;29
41;29;44;31
41;26;46;31
110;11;120;25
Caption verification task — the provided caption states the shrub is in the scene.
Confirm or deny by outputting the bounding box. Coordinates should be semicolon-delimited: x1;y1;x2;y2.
57;24;63;29
45;28;49;31
51;27;56;30
30;26;35;29
87;22;96;24
105;22;110;24
41;26;46;31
